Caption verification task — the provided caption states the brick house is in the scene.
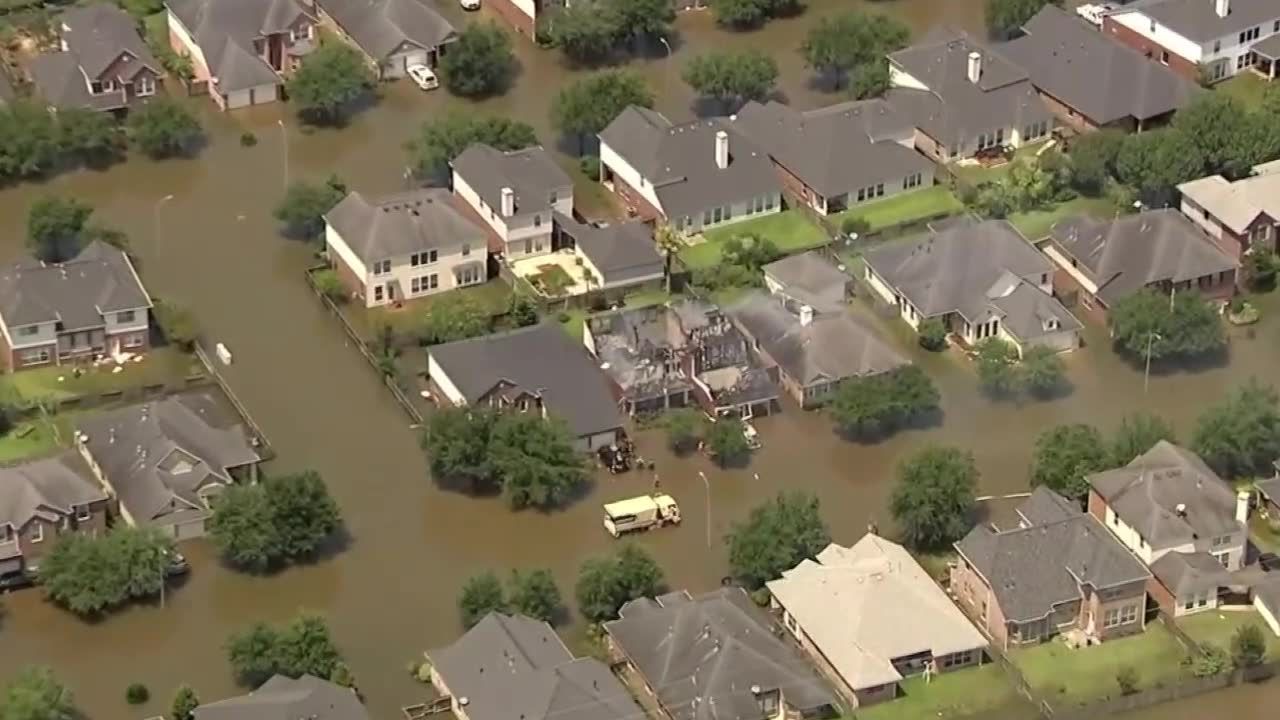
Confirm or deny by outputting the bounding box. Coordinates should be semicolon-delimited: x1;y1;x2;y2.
1102;0;1280;84
1178;159;1280;260
0;453;111;577
28;4;164;115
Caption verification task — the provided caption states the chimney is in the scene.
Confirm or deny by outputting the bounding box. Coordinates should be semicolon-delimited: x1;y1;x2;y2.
967;51;982;84
1237;489;1250;525
714;130;729;170
500;187;515;217
799;305;814;327
1215;0;1229;18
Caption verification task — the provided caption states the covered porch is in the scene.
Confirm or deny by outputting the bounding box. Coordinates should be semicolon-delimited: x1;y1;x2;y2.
1251;35;1280;80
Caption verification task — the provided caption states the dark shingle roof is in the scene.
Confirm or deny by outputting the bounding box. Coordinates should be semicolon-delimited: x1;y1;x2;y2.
0;452;105;532
605;588;836;720
451;144;571;221
167;0;312;92
325;188;487;264
1255;32;1280;58
1048;209;1238;305
0;241;150;330
318;0;455;60
194;675;368;720
1149;551;1233;597
1014;485;1081;527
763;252;850;312
28;52;127;111
60;4;161;80
1134;0;1280;42
555;214;663;286
998;6;1199;126
428;323;623;439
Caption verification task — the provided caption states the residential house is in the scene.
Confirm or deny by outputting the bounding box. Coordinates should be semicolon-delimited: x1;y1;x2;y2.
885;31;1054;161
427;323;625;451
316;0;456;79
426;612;646;720
599;106;783;234
0;453;109;576
584;300;780;418
604;587;838;720
167;0;317;110
324;187;489;308
1178;159;1280;258
1102;0;1280;83
731;99;935;216
552;215;664;295
0;241;151;371
997;6;1200;133
951;487;1152;648
451;143;573;259
729;292;909;409
75;392;263;540
767;534;988;709
763;252;851;312
1087;440;1250;616
28;4;163;114
862;218;1081;354
194;675;368;720
1045;209;1238;313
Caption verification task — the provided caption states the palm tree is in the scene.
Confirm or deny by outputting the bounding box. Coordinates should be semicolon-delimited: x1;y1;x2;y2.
654;222;682;293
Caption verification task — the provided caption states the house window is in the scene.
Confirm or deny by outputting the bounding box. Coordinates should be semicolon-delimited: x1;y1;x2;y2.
1275;20;1280;32
1240;27;1261;44
373;259;391;275
20;348;50;364
534;215;542;227
1160;50;1170;65
411;275;439;294
18;325;39;337
123;334;144;349
117;310;136;323
75;505;91;522
875;183;885;198
904;173;922;189
1104;604;1138;628
1214;551;1230;567
373;285;384;302
137;75;155;96
461;244;471;257
91;80;103;94
713;207;723;224
1214;39;1221;53
857;188;866;202
703;209;713;225
31;524;43;543
410;250;438;267
549;190;558;204
458;266;481;285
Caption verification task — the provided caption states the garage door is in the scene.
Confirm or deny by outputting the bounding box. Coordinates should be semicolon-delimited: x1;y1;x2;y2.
386;50;429;79
173;517;207;541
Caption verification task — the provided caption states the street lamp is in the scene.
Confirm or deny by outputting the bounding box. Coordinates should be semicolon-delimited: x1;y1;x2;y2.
698;470;711;549
1144;331;1162;394
278;119;289;190
658;37;673;99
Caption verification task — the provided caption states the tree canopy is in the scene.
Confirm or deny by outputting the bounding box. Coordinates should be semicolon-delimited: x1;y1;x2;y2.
171;685;200;720
39;527;173;617
286;43;375;124
705;416;751;467
508;569;563;624
1114;128;1205;208
226;613;342;688
575;545;666;622
459;572;508;629
57;108;125;168
1066;129;1126;196
890;446;977;550
828;365;939;440
985;0;1056;39
407;113;537;181
710;0;796;29
544;1;618;64
801;12;910;94
664;407;708;454
1111;412;1175;466
439;22;515;97
1108;289;1225;361
975;338;1022;396
0;667;76;720
1191;379;1280;478
126;98;203;159
552;70;653;154
682;50;778;112
27;197;94;263
1030;423;1109;500
417;292;493;345
727;491;830;589
1231;623;1268;668
208;471;342;573
273;175;348;241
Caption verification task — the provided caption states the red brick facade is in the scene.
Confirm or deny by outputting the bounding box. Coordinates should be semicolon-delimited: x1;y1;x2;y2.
1103;17;1201;82
485;0;534;36
3;496;112;571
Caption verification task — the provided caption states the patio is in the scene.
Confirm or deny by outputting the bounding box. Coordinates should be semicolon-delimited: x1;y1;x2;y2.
510;249;592;297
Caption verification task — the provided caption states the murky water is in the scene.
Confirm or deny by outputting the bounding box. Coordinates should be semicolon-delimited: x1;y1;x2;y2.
1;1;1276;718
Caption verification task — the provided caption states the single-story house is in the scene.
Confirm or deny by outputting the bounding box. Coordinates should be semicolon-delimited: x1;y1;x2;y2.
29;3;163;113
451;143;573;259
763;252;851;312
1178;159;1280;259
194;675;368;720
1045;209;1239;313
768;534;988;709
316;0;456;79
427;323;625;451
0;452;110;576
553;214;665;293
862;218;1081;354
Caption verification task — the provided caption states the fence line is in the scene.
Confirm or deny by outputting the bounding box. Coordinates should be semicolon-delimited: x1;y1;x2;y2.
192;342;275;461
1049;662;1280;720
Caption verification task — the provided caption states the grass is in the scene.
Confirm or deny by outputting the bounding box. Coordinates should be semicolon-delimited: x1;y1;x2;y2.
1218;73;1270;110
836;185;964;233
143;11;167;46
0;413;71;464
680;210;828;269
356;280;514;340
1009;196;1118;242
1250;515;1280;554
855;664;1020;720
1013;625;1192;706
1178;610;1280;658
950;140;1054;185
560;157;621;222
0;346;204;404
532;265;575;296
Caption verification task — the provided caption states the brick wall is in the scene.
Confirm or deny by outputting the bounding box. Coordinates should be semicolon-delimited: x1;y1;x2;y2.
1103;17;1201;82
486;0;534;36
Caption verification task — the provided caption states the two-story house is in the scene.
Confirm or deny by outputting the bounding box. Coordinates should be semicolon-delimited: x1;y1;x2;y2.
1103;0;1280;83
324;187;489;308
1087;440;1250;616
1178;159;1280;259
450;143;573;260
28;4;163;114
0;242;151;371
0;453;110;578
316;0;456;80
167;0;317;110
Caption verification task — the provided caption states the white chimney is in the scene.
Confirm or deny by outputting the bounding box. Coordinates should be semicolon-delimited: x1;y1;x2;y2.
1215;0;1229;18
967;51;982;84
1237;489;1250;525
500;187;515;217
714;130;729;170
799;305;814;327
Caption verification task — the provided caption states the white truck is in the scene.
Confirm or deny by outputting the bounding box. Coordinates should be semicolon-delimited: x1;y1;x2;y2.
603;494;682;537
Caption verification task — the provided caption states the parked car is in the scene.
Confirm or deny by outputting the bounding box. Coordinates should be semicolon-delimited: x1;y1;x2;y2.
460;0;480;10
167;551;190;577
407;64;439;91
743;421;762;450
0;570;34;592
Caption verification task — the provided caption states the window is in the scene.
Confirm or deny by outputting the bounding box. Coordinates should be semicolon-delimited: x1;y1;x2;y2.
373;259;391;275
534;214;542;227
1103;604;1138;628
458;265;481;285
549;190;558;204
1160;50;1170;65
1214;551;1230;567
703;209;713;225
875;183;885;198
123;334;144;349
1237;52;1253;70
904;173;922;189
857;188;866;202
373;285;384;302
1275;20;1280;32
137;75;155;96
410;250;437;267
20;348;50;364
30;524;43;543
410;274;439;294
1240;27;1261;44
765;194;776;210
18;325;39;337
91;80;103;94
117;310;136;323
75;505;91;522
1214;39;1221;53
524;238;533;254
461;244;471;257
1149;19;1156;32
713;207;723;224
1212;534;1234;548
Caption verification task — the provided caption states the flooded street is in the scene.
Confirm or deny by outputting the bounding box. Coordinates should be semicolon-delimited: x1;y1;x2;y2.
0;0;1276;717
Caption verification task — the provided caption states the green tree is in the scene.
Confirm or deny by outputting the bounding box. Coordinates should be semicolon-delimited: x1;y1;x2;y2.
226;623;282;687
509;295;540;327
273;175;348;241
170;685;199;720
408;114;537;180
459;572;507;628
439;22;515;97
1192;379;1280;478
126;98;203;159
1031;423;1108;500
706;416;751;466
801;12;910;93
975;338;1022;397
710;0;791;29
1067;129;1126;196
39;528;173;616
890;446;977;550
1171;92;1248;177
153;299;199;350
1021;345;1066;399
682;50;778;112
0;101;62;180
1108;289;1225;361
208;484;278;572
917;318;947;351
57;108;124;167
490;413;586;509
27;197;93;263
418;292;492;344
286;43;374;124
264;471;342;559
829;366;940;439
575;545;665;622
1115;129;1205;207
0;667;76;720
226;614;342;688
328;661;356;689
552;70;653;154
421;406;498;489
727;491;830;588
1111;412;1175;466
1193;643;1230;677
609;0;675;42
544;1;618;65
985;0;1055;39
509;569;562;623
1231;623;1268;668
665;407;708;454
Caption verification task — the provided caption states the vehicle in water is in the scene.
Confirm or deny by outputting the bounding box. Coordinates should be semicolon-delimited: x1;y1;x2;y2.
603;494;681;537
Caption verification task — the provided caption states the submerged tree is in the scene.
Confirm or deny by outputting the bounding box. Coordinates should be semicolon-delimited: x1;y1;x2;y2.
458;572;508;629
890;446;977;550
286;43;375;124
575;545;665;622
727;491;830;588
273;175;348;241
1030;423;1109;500
438;22;515;97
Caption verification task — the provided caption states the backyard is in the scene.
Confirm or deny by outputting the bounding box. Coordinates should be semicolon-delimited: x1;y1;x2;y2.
856;663;1023;720
0;346;205;404
1013;625;1194;706
680;210;828;269
1218;73;1271;110
0;411;74;464
557;285;672;340
349;280;516;343
1178;610;1280;659
949;140;1055;186
1009;195;1118;242
836;185;964;234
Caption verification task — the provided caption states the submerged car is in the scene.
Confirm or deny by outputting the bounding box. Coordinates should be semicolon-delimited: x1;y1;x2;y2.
407;64;439;91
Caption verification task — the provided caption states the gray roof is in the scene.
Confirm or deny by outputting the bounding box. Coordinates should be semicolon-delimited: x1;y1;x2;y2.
605;588;836;720
1049;209;1238;305
318;0;455;60
28;52;122;111
988;279;1082;345
599;107;782;221
325;188;487;264
555;214;663;286
728;292;907;388
886;31;1051;149
75;393;261;528
0;452;105;533
0;241;150;331
1257;474;1280;504
1254;32;1280;58
762;252;850;313
1012;485;1080;528
427;323;623;438
998;6;1199;126
167;0;313;92
955;488;1151;623
194;675;368;720
61;4;160;80
428;613;643;720
1127;0;1280;42
731;99;931;199
1149;550;1233;598
1088;440;1242;550
451;144;571;221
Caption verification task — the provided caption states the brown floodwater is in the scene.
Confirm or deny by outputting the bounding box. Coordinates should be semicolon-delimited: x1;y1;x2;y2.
1;1;1275;718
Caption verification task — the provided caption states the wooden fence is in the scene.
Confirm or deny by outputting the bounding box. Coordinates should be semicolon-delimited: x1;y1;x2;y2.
192;342;275;461
1049;662;1280;720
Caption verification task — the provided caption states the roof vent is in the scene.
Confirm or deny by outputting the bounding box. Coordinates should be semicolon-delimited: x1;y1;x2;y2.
1175;503;1187;517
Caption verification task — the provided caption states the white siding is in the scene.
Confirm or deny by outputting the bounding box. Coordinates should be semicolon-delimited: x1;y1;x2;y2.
427;354;467;405
166;9;209;77
326;224;369;282
1181;198;1226;240
600;140;664;212
104;308;150;336
453;172;510;241
383;48;428;79
222;83;279;109
6;321;58;350
1111;11;1206;64
889;65;930;91
510;0;537;22
452;171;572;259
1255;595;1280;637
1043;245;1100;295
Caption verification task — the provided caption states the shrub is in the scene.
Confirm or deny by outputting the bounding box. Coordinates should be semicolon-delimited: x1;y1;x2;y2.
579;155;601;181
917;317;947;351
1115;666;1139;696
841;216;870;237
1192;644;1230;677
240;132;258;147
126;683;150;705
313;269;346;302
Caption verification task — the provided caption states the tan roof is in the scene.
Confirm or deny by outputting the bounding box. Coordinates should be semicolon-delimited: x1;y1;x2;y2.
766;534;986;694
1178;165;1280;235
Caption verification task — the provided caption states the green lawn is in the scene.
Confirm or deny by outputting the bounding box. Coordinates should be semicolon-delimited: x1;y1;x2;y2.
0;346;204;404
0;413;70;464
856;664;1020;720
1178;610;1280;658
1218;73;1270;110
356;280;514;341
836;185;964;233
1013;626;1192;706
1009;196;1118;242
531;265;575;296
950;140;1054;185
143;11;167;46
681;210;828;269
1250;515;1280;554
